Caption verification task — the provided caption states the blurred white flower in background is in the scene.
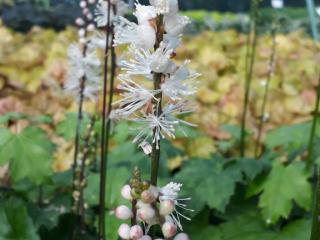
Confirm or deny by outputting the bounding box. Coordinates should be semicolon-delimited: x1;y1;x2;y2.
271;0;284;9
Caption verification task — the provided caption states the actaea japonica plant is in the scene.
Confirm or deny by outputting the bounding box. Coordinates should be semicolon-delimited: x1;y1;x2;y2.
65;0;199;239
110;0;200;239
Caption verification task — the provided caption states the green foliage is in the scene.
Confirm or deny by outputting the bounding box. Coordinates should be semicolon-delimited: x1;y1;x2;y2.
265;121;317;150
188;210;310;240
0;198;40;240
254;161;312;224
0;127;54;184
85;167;130;208
56;112;90;140
175;156;267;213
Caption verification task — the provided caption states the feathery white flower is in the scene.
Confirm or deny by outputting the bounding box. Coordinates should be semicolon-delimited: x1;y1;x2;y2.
149;0;170;14
120;42;174;78
113;75;160;117
114;17;156;50
64;44;101;101
132;111;178;149
161;60;200;100
164;15;190;36
134;2;157;24
160;182;193;231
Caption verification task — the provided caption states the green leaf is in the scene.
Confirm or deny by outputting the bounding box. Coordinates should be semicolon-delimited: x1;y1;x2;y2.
265;122;316;150
258;161;312;224
0;112;26;125
85;167;130;208
0;198;40;240
230;157;269;180
175;156;242;213
188;210;310;240
56;112;90;140
0;127;54;184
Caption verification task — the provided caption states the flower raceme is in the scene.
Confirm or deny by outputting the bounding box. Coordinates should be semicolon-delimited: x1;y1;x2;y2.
112;0;200;152
115;181;192;240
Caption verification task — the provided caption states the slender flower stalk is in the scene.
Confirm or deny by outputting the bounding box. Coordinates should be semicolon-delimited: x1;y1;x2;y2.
95;1;128;238
239;0;259;157
254;22;277;158
111;1;198;239
309;73;320;240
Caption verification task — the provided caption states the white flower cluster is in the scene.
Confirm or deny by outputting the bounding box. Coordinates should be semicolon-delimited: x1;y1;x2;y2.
115;182;192;240
112;0;200;152
65;0;128;102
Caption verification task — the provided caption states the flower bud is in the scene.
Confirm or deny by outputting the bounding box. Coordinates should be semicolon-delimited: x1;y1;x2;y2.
148;185;159;199
80;0;87;8
118;224;130;239
130;225;143;240
138;205;155;220
159;200;175;216
174;233;190;240
86;13;93;21
115;205;133;220
121;185;132;200
162;222;177;238
88;0;96;4
78;28;86;37
141;190;156;204
75;18;85;26
139;235;152;240
87;24;95;32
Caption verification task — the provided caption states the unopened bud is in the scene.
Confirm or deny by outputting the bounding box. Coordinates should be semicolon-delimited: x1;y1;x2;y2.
87;24;95;32
130;225;143;240
88;0;96;4
86;13;93;20
75;18;85;26
115;205;133;220
118;224;130;239
121;185;132;200
79;37;87;44
138;205;155;220
162;222;177;238
83;8;90;15
159;199;175;216
78;28;86;37
174;233;190;240
80;1;87;8
141;190;156;204
148;185;159;199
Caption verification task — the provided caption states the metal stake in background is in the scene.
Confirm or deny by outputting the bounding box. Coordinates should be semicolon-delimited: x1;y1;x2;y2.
306;0;319;41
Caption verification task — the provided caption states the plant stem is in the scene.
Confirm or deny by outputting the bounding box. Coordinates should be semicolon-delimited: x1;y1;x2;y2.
240;0;259;157
150;15;164;186
78;117;96;228
254;23;277;158
309;73;320;240
98;1;114;238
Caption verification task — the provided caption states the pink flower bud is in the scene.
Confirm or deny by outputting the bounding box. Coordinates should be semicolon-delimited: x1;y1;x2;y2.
115;205;133;220
118;224;130;239
86;13;93;21
80;0;87;8
88;0;96;4
159;200;175;216
141;190;156;204
83;8;90;15
79;37;87;44
121;185;132;200
75;18;85;26
138;205;155;220
148;185;159;199
162;222;177;238
174;233;190;240
87;24;95;32
130;225;143;240
139;235;152;240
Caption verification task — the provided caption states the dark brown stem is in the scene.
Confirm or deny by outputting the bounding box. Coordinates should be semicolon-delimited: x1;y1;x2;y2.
150;15;164;186
98;1;115;239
